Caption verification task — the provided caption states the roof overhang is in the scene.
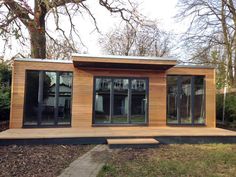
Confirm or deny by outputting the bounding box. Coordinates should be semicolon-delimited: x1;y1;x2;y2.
72;54;177;71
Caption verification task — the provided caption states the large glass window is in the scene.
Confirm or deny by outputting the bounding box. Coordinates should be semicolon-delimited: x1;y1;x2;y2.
24;71;39;125
167;75;205;125
24;70;73;127
41;72;56;125
94;78;111;123
58;72;73;125
194;76;205;124
180;76;192;124
167;76;178;124
112;79;129;123
131;79;147;123
93;77;148;124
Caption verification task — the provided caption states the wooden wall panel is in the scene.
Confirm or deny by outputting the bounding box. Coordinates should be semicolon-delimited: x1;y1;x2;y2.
72;69;93;127
148;74;166;126
10;60;216;129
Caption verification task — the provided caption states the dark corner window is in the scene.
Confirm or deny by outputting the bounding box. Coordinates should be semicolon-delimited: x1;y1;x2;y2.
167;75;205;125
24;70;73;127
94;77;148;125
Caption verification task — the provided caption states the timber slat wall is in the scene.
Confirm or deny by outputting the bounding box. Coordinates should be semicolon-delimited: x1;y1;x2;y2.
10;59;215;129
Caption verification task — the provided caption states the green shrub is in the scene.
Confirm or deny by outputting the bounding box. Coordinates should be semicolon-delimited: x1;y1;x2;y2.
216;92;236;123
0;63;11;121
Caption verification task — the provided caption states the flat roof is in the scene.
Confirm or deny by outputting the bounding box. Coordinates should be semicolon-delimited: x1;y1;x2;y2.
14;57;215;69
72;53;177;61
175;64;215;69
72;54;177;70
14;58;72;64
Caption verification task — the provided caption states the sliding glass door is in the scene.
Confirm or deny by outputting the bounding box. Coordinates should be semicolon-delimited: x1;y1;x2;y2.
41;71;57;125
193;76;205;124
166;76;178;124
131;79;147;123
93;77;148;125
167;75;205;125
179;76;192;124
24;70;73;127
94;78;111;124
112;79;129;123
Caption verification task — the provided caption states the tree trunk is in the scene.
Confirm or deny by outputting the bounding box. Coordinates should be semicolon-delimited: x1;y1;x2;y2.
234;55;236;87
28;0;47;59
221;0;234;86
29;29;46;58
227;53;234;86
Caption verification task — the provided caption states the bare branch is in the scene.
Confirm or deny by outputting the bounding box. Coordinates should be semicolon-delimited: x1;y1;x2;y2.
3;0;33;26
99;18;172;57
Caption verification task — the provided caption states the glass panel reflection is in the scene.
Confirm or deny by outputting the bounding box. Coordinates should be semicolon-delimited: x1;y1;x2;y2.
131;79;147;123
167;75;205;125
93;77;148;125
167;76;178;124
24;71;39;125
112;79;129;123
94;78;111;123
41;72;56;125
58;72;72;125
179;76;192;124
24;70;72;127
194;76;205;124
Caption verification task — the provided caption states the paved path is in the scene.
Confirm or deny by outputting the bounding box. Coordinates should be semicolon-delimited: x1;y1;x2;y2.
58;145;112;177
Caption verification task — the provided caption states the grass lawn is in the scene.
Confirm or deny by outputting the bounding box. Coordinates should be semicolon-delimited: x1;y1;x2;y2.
98;144;236;177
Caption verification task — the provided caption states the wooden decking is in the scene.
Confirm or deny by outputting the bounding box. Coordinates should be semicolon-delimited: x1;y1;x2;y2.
0;127;235;139
107;138;159;145
107;138;160;148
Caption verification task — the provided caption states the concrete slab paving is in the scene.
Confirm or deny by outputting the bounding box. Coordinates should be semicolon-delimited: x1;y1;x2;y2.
58;145;112;177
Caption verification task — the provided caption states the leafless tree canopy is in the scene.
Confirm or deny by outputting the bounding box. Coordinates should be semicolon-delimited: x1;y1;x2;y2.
176;0;236;87
99;19;172;57
46;37;87;60
0;0;140;59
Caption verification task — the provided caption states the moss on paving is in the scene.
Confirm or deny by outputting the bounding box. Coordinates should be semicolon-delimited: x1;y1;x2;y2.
98;144;236;177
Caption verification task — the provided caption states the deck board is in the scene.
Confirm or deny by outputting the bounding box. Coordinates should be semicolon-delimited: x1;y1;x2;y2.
0;127;235;139
107;138;159;145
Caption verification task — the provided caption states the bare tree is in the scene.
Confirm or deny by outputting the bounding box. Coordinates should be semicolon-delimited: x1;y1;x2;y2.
99;24;136;56
46;37;87;60
0;0;139;59
99;19;172;57
176;0;236;86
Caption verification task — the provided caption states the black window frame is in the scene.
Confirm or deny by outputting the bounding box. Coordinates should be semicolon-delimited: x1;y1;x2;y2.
92;76;149;126
166;75;206;126
23;70;73;128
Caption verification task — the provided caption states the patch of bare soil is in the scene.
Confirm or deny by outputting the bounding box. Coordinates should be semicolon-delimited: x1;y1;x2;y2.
0;144;94;177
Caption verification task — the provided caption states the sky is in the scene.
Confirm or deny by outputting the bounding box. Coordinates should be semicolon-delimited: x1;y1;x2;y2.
0;0;187;59
77;0;185;55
